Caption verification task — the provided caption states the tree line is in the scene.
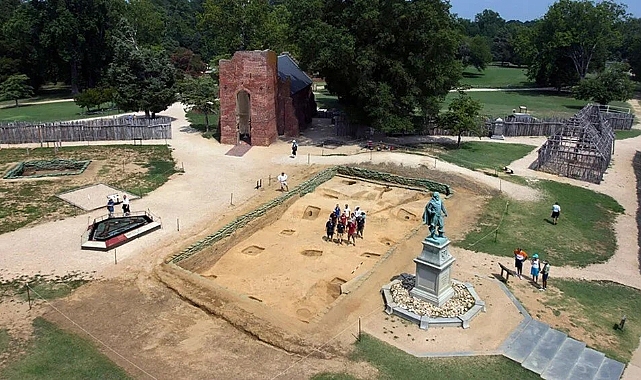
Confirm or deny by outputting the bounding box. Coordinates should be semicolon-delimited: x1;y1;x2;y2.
0;0;637;133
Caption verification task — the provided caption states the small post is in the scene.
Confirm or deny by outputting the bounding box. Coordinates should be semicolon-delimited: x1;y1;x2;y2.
494;228;498;243
181;162;184;172
322;148;324;156
114;249;117;264
619;315;627;330
268;175;271;186
499;179;502;192
26;284;32;310
370;150;372;161
307;153;310;165
177;218;180;232
358;317;362;341
123;159;125;173
434;157;437;168
230;193;234;206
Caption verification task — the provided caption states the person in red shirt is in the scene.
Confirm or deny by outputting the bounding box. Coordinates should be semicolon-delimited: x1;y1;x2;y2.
514;248;528;280
347;214;357;246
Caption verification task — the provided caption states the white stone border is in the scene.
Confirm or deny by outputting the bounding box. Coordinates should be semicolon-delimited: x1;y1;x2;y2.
381;279;486;330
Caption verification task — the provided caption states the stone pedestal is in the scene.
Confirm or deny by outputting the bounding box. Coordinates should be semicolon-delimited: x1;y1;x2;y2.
491;117;505;140
410;236;455;307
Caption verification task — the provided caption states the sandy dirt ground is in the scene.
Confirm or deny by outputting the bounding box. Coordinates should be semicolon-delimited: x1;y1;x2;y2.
200;178;432;323
1;97;641;379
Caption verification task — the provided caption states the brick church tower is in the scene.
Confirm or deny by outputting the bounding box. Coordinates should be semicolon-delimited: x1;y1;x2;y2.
219;50;315;147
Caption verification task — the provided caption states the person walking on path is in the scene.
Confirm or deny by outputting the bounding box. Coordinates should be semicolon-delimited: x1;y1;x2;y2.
107;198;115;218
277;172;289;192
122;195;130;216
514;248;528;279
530;253;541;285
291;140;298;157
325;216;335;242
541;261;551;290
551;202;561;225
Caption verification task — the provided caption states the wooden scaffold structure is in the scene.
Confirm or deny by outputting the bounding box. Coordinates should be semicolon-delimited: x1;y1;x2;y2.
530;104;614;184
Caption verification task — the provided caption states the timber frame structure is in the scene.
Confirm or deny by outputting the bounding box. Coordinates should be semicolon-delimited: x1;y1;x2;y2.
530;104;614;184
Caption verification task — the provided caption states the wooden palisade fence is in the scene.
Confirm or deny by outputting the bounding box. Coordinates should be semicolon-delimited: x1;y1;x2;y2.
0;116;172;145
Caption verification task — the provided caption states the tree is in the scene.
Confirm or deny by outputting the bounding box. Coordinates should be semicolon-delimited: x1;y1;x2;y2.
108;21;177;118
0;74;33;107
572;62;635;105
620;17;641;81
528;0;627;86
288;0;461;133
439;92;483;148
475;9;505;39
73;86;114;112
460;35;492;71
177;74;219;131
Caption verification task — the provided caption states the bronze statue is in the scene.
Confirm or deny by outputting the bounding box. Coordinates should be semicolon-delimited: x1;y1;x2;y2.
422;192;447;239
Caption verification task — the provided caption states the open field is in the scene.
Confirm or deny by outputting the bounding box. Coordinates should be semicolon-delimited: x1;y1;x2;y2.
443;90;632;119
458;179;623;267
434;141;535;171
314;88;342;110
615;129;641;140
185;110;219;139
0;102;120;123
0;318;130;380
460;65;534;89
0;145;176;233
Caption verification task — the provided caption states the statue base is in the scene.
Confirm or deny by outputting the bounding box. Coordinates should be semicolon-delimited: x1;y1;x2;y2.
409;236;455;307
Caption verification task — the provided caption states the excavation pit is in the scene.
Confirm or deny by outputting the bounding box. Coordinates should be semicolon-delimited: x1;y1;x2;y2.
192;177;432;322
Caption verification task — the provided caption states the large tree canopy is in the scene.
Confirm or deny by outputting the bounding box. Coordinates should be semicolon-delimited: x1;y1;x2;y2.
289;0;461;133
107;21;177;118
572;62;634;105
527;0;627;87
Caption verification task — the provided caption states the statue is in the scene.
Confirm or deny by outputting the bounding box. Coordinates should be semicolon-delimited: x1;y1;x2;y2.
422;192;448;239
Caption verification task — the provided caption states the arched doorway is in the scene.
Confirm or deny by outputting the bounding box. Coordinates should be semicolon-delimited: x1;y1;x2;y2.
236;90;251;144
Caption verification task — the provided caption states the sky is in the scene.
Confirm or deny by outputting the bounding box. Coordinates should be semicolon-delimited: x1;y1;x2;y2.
449;0;641;22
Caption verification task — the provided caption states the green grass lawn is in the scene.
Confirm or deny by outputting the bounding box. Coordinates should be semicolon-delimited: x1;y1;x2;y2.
314;89;342;110
312;334;538;380
460;65;534;89
458;179;623;267
0;318;131;379
0;102;120;123
436;141;535;171
442;90;631;119
615;129;641;140
185;110;219;139
0;329;10;354
542;280;641;363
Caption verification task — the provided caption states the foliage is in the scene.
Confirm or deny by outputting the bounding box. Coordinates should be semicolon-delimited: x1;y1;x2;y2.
290;0;462;133
107;21;177;118
178;75;219;132
0;74;33;107
186;110;219;139
459;35;492;71
438;92;483;147
171;47;206;77
350;334;539;380
436;141;535;171
73;87;114;112
527;0;627;87
0;318;131;379
573;63;635;105
620;17;641;81
544;280;641;362
458;179;624;267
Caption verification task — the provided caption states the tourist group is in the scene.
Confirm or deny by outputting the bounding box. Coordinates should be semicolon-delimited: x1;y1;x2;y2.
325;204;366;246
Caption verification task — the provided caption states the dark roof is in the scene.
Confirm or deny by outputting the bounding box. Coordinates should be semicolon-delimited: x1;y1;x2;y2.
277;54;312;95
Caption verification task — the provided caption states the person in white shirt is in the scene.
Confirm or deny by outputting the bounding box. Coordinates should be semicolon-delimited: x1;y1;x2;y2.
277;172;289;192
551;202;561;225
122;194;130;216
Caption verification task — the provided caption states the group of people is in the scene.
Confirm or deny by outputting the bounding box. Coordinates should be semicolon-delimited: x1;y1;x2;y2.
514;247;551;290
325;204;366;246
106;194;130;218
